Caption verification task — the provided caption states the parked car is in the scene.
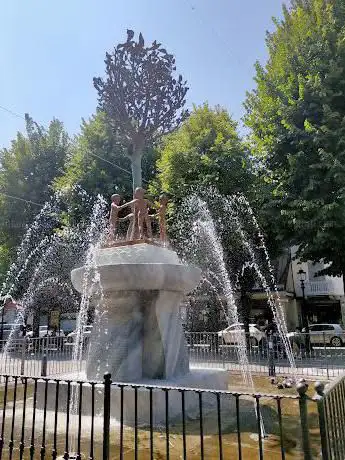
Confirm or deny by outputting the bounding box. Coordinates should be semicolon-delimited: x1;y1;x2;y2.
26;326;48;339
0;322;26;342
288;324;344;348
26;326;65;339
26;326;65;351
0;322;26;351
66;325;93;344
217;323;266;346
305;324;344;347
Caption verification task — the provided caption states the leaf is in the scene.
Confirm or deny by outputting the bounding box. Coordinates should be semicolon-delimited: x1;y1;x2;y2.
127;29;134;41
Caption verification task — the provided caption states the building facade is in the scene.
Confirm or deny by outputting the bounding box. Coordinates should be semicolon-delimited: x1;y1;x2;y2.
250;246;345;331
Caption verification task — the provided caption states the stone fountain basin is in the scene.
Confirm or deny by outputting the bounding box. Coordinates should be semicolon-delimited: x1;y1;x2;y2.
71;243;202;382
71;243;201;294
71;263;200;293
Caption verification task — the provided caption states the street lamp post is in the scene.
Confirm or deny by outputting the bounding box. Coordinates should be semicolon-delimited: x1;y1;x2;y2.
298;269;311;353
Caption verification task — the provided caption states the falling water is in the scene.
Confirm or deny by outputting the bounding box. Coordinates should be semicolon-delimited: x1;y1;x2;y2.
68;195;107;455
176;187;296;376
186;197;254;386
226;195;296;372
184;197;266;435
2;233;69;354
0;198;60;298
70;195;108;374
0;187;100;355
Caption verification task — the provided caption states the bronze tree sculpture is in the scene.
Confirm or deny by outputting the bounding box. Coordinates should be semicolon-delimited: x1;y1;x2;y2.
93;30;189;190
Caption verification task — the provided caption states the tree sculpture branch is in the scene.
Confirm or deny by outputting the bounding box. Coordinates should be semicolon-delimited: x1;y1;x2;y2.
93;30;189;190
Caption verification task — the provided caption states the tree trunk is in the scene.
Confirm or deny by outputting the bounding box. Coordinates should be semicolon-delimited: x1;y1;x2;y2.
131;151;143;191
33;309;40;338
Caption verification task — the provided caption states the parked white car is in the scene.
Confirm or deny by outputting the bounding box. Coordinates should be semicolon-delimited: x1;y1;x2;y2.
26;326;65;339
306;324;344;347
288;324;345;348
66;325;93;344
0;322;25;342
218;323;266;346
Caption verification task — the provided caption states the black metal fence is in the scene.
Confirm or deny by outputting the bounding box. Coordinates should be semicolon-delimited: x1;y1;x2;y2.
0;338;84;378
186;331;345;379
0;372;330;459
315;376;345;459
1;332;345;380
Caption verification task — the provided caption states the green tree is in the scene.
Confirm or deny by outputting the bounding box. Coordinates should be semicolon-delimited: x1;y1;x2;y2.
245;0;345;279
93;30;188;190
0;245;10;286
154;104;258;332
156;104;252;198
54;112;158;226
0;114;70;248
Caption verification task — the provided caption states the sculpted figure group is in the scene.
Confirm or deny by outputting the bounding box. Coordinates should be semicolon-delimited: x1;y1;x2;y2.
109;187;168;244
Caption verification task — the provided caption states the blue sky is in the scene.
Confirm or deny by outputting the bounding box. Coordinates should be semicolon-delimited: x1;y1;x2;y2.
0;0;287;148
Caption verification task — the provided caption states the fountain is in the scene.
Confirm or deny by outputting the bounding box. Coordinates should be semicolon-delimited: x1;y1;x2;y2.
0;176;296;439
0;160;303;458
66;187;228;423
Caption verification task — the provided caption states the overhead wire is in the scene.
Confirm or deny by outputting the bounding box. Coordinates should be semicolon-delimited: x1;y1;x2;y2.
0;104;148;183
0;104;149;207
88;152;149;184
0;192;43;207
0;105;25;120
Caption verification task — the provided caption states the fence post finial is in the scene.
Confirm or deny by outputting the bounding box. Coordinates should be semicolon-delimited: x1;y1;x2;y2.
103;373;112;460
314;381;329;459
297;380;313;460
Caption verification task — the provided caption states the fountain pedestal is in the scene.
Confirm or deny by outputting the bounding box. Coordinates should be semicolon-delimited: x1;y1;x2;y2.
71;243;200;381
68;242;228;423
85;289;190;380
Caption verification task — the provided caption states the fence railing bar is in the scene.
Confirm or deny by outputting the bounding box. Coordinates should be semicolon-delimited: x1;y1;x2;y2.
256;396;264;460
89;382;95;460
276;397;285;460
134;386;138;460
335;382;345;457
30;378;38;460
65;380;71;458
149;387;153;460
19;376;27;460
8;375;18;460
76;381;83;460
40;379;49;459
0;375;9;460
103;373;111;460
340;381;345;451
198;392;204;460
165;389;170;460
235;394;242;460
332;389;342;459
297;382;312;460
216;393;223;460
52;380;59;460
181;389;187;460
119;385;124;460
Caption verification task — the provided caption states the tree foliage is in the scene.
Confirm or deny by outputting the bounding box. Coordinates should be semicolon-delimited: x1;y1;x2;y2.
0;114;70;248
54;112;158;226
155;104;253;198
153;104;262;331
245;0;345;277
93;30;188;189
